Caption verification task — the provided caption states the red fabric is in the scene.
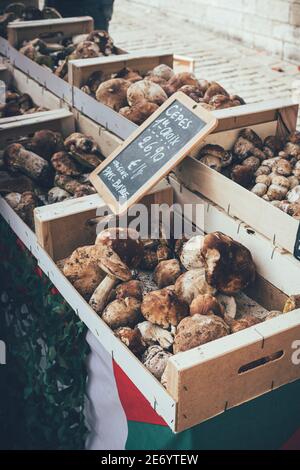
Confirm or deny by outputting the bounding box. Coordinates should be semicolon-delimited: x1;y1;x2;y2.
281;428;300;450
113;361;167;427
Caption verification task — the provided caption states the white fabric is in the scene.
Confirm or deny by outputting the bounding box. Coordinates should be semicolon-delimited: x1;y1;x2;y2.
85;330;128;450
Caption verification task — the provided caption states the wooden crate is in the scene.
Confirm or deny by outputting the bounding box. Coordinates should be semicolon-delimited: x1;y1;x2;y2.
175;98;300;257
30;174;300;433
69;51;194;138
0;63;65;123
68;51;174;89
7;17;94;48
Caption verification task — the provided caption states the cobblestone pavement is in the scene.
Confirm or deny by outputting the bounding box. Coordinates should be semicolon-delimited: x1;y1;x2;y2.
110;0;300;124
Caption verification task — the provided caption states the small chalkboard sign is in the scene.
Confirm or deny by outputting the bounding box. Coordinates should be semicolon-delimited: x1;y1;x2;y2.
90;92;218;214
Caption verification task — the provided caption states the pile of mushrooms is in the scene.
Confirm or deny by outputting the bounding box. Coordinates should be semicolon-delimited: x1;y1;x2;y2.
17;29;118;81
61;228;292;384
0;87;47;118
0;130;104;228
197;129;300;219
0;3;61;38
81;64;245;125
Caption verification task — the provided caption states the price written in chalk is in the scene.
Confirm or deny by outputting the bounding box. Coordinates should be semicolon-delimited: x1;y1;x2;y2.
90;92;218;214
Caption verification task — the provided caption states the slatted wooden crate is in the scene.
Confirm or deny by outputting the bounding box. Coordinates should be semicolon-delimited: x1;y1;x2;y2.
176;98;300;257
0;62;64;123
30;173;300;433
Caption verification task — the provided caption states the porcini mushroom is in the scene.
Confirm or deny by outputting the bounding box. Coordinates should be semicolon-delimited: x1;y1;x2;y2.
96;78;130;111
190;294;224;317
142;345;173;380
115;327;146;356
127;79;167;106
153;259;182;288
137;321;174;350
173;314;229;353
102;297;141;329
89;228;143;314
141;286;188;328
179;235;205;270
201;232;256;295
174;269;216;305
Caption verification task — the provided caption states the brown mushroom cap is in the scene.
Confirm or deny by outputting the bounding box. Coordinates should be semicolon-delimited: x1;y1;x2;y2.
231;164;255;188
175;269;216;305
141;286;189;328
63;245;106;299
119;100;159;125
153;259;182;288
30;129;64;160
113;67;143;83
95;228;144;281
228;314;262;333
190;294;224;317
115;280;144;301
95;78;130;112
201;232;256;295
148;64;175;82
173;314;230;354
51;151;80;177
164;72;199;96
178;85;203;102
140;239;171;270
127;79;167;106
115;326;146;356
142;345;173;380
102;297;141;329
203;82;229;102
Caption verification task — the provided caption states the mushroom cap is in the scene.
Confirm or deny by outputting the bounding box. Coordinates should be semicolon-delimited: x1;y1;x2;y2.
30;129;64;160
153;259;182;288
198;144;232;168
96;78;130;111
190;294;224;317
216;294;237;319
51;151;80;177
148;64;175;82
119;100;159;125
102;297;141;329
63;245;106;298
164;72;199;96
74;40;101;59
175;269;216;305
115;327;146;356
95;228;144;281
201;232;256;295
113;67;143;83
203;82;229;102
141;286;189;328
127;79;167;106
140;239;171;270
178;85;203;102
173;314;230;353
287;185;300;203
231;164;254;188
283;295;300;313
180;235;205;270
229;314;261;333
115;280;144;301
142;345;172;380
64;132;99;155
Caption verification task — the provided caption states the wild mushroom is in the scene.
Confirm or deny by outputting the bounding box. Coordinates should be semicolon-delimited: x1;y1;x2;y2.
174;269;216;305
141;286;188;328
216;294;237;319
233;128;265;161
198;144;233;169
119;100;159;125
178;85;204;102
201;232;256;295
203;82;229;102
251;183;268;197
287;185;300;203
11;191;38;230
164;72;200;96
147;64;175;82
102;297;141;329
115;280;144;301
54;175;88;195
231;164;254;188
96;78;130;112
63;245;106;299
153;259;182;288
173;314;230;354
226;314;262;333
51;151;80;177
89;228;143;314
113;67;143;83
140;238;171;270
64;132;103;169
179;235;205;270
115;327;146;356
29;129;64;160
3;143;52;186
127;79;167;106
47;187;71;204
190;294;224;317
142;345;173;380
283;295;300;313
137;321;174;350
0;171;33;194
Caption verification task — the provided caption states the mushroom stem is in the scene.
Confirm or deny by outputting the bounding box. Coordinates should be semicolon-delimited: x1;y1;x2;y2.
89;275;117;314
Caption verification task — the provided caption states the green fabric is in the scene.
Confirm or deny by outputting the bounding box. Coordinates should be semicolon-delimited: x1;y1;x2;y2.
126;379;300;450
0;219;89;450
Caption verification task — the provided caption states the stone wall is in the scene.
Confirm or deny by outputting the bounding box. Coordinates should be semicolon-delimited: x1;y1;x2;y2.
131;0;300;62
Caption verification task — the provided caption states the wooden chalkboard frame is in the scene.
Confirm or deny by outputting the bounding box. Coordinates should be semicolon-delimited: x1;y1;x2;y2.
89;92;218;214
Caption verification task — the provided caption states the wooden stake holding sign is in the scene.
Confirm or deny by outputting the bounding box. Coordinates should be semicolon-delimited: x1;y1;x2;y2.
89;92;218;214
